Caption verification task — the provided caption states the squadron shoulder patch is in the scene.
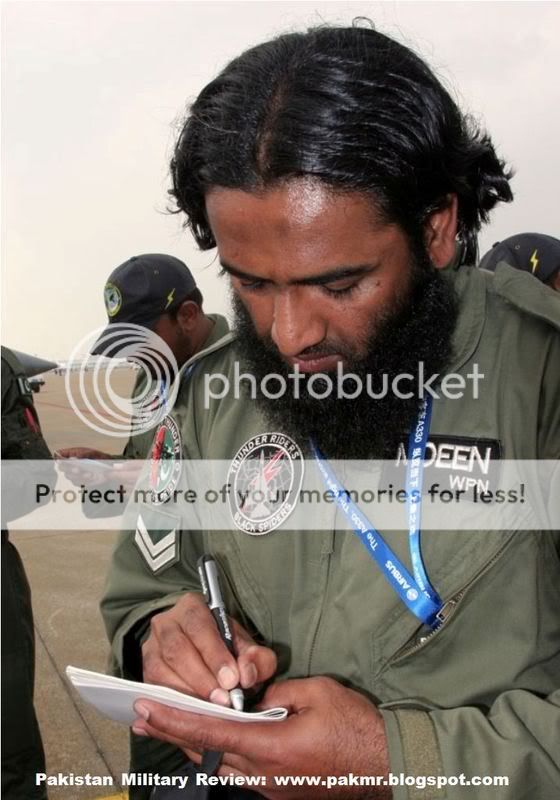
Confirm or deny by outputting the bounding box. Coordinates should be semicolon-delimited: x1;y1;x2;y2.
227;432;304;535
149;415;182;504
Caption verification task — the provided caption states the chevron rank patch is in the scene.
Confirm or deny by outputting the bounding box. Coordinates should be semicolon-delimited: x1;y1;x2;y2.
135;511;179;574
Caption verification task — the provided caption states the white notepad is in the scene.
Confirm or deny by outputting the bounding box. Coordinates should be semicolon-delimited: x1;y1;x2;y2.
66;666;288;726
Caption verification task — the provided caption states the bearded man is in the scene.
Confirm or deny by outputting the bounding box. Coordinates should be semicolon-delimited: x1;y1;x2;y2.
101;25;560;800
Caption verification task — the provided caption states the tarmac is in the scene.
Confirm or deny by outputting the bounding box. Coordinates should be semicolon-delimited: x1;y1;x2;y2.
10;370;139;799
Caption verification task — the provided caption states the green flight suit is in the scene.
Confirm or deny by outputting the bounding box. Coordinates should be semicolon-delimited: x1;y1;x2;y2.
122;315;229;462
101;265;560;799
1;347;55;800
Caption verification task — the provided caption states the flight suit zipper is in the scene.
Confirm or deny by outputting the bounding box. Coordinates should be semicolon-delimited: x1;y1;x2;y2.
306;534;335;676
388;533;516;664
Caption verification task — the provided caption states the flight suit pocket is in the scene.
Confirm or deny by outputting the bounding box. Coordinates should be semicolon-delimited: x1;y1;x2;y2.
204;532;274;645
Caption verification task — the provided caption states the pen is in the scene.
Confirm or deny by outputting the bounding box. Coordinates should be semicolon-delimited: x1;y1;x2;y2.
197;554;245;712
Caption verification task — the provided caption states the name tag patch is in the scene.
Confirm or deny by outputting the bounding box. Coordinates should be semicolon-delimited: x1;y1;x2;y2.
384;435;503;497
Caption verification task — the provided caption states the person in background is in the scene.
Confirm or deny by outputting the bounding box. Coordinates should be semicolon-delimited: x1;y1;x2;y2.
56;253;229;485
1;347;57;800
479;232;560;291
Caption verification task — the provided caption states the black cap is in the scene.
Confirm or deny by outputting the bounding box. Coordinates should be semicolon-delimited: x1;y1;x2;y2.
91;254;197;356
479;233;560;284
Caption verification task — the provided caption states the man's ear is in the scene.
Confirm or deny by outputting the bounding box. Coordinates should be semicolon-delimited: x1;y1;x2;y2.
424;194;459;269
547;270;560;292
176;300;199;332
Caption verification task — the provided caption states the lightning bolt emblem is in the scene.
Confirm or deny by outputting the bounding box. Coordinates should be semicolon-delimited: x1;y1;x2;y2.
165;287;176;309
530;249;539;274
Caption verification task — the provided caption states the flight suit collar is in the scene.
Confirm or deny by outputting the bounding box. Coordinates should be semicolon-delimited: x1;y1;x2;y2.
443;265;486;373
202;313;230;348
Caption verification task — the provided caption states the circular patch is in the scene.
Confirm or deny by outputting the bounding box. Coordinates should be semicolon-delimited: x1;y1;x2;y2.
227;432;304;535
149;415;182;504
104;282;122;317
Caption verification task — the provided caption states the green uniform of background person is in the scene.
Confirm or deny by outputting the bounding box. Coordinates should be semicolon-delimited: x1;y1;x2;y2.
101;265;560;800
122;314;230;463
1;347;56;800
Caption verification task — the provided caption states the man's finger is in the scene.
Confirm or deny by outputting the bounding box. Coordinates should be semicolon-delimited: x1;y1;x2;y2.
141;650;194;695
148;614;234;699
232;622;277;688
173;597;241;689
258;676;335;712
216;763;249;781
184;748;202;764
132;701;279;759
140;650;231;706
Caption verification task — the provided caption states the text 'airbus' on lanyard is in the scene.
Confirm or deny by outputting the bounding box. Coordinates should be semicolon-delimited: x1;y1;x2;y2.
312;396;443;629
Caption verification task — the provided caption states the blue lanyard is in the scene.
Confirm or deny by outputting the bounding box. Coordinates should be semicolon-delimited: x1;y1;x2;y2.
406;398;439;603
161;362;197;405
158;379;168;412
312;397;442;628
180;363;197;386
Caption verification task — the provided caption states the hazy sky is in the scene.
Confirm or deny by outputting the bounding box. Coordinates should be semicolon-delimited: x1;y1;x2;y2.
3;1;559;359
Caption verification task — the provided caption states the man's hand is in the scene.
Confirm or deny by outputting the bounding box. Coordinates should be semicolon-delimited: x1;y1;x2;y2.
55;447;113;460
131;676;390;799
142;592;277;707
55;447;114;486
55;447;142;489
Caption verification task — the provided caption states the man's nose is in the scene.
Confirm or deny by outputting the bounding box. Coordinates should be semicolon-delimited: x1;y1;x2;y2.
270;289;326;357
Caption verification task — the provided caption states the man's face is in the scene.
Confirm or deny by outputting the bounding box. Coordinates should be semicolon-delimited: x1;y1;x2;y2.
206;180;417;369
151;313;191;370
206;178;457;459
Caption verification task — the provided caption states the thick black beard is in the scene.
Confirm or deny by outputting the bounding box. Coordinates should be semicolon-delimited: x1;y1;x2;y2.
232;263;458;459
